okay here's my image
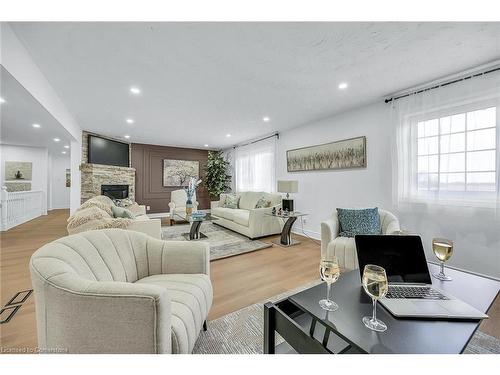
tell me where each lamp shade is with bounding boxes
[277,180,298,194]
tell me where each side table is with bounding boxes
[265,212,307,247]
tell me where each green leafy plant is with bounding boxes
[203,151,232,200]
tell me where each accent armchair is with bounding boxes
[321,209,400,271]
[30,229,212,354]
[168,189,199,217]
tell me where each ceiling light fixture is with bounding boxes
[204,144,209,147]
[126,118,134,124]
[64,145,70,149]
[226,134,231,138]
[263,116,270,122]
[130,87,141,95]
[0,97,5,104]
[62,151,67,154]
[338,82,348,90]
[32,123,41,128]
[124,135,131,139]
[53,138,60,142]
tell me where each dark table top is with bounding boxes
[289,263,499,354]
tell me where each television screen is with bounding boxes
[88,135,129,167]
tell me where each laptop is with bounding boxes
[354,235,488,320]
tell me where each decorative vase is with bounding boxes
[186,198,193,216]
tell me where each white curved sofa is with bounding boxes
[211,192,282,239]
[30,229,212,354]
[321,209,400,271]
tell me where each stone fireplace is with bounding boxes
[80,163,135,203]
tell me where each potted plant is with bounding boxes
[203,151,231,203]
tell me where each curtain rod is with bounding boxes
[384,66,500,104]
[232,132,279,149]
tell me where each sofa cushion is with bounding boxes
[232,209,250,226]
[136,273,213,354]
[336,207,381,237]
[212,207,234,220]
[238,192,264,210]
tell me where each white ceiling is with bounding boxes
[0,66,72,156]
[8,22,500,149]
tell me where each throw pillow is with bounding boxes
[336,207,381,238]
[67,206,110,231]
[223,194,239,209]
[255,197,272,208]
[114,198,134,207]
[78,197,114,216]
[111,205,136,219]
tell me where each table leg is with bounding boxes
[280,216,297,246]
[264,302,276,354]
[189,221,202,240]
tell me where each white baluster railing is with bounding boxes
[1,186,45,231]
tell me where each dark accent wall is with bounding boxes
[131,143,210,213]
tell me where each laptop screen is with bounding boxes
[354,235,432,284]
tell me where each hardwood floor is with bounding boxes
[0,209,321,351]
[1,210,498,352]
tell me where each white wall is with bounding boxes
[1,23,82,213]
[48,153,70,209]
[0,144,49,213]
[277,102,500,278]
[277,102,393,237]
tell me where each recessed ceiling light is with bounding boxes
[263,116,270,122]
[64,145,70,149]
[226,134,231,138]
[204,144,209,147]
[53,138,60,142]
[338,82,348,90]
[126,118,134,124]
[0,97,5,104]
[124,135,131,139]
[32,123,41,128]
[62,151,67,154]
[130,87,141,95]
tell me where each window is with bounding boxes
[415,106,497,199]
[234,137,276,192]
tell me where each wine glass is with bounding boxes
[319,256,340,311]
[432,238,453,281]
[362,264,388,332]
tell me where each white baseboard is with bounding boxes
[291,227,321,241]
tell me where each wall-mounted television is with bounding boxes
[88,135,130,167]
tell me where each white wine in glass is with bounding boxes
[362,264,388,332]
[432,238,453,281]
[319,258,340,311]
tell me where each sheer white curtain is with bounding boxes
[391,68,500,209]
[234,136,276,192]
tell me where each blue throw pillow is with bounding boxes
[336,208,381,238]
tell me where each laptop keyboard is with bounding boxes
[386,285,449,300]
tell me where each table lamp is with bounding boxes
[277,180,298,212]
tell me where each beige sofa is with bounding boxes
[30,229,212,353]
[211,192,282,239]
[67,195,161,239]
[321,208,400,270]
